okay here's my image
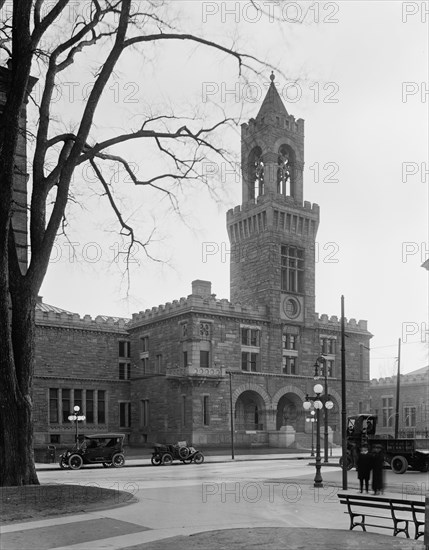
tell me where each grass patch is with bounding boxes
[0,484,137,523]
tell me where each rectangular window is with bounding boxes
[282,333,297,350]
[203,396,210,426]
[62,389,70,423]
[140,336,149,352]
[49,389,58,424]
[281,245,304,293]
[182,395,186,427]
[119,402,131,428]
[200,350,209,369]
[140,400,149,428]
[241,328,260,347]
[86,390,94,423]
[382,397,393,428]
[141,357,149,374]
[156,354,162,373]
[98,391,106,424]
[74,389,82,412]
[119,361,131,380]
[404,406,416,427]
[119,340,131,358]
[183,351,188,368]
[282,356,297,375]
[241,352,258,372]
[321,338,336,355]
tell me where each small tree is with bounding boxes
[0,0,262,486]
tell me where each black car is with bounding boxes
[59,433,126,470]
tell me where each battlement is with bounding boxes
[35,301,129,332]
[227,199,319,220]
[130,282,267,326]
[316,313,369,333]
[241,113,304,136]
[371,371,429,386]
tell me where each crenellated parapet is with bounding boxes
[316,313,370,334]
[130,293,267,327]
[371,370,429,386]
[35,302,129,333]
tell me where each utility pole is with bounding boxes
[394,338,401,439]
[341,295,347,490]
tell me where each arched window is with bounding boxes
[248,146,264,199]
[277,144,295,196]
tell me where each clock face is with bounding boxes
[283,297,300,319]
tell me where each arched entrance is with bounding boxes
[276,392,305,431]
[235,390,265,431]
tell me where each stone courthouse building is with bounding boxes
[30,76,374,447]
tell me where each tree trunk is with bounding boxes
[0,287,39,486]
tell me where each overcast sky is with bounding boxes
[36,1,428,379]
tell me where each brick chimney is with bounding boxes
[191,280,212,298]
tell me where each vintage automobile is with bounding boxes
[151,441,204,465]
[59,433,126,470]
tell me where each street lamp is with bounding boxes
[68,405,86,444]
[314,355,330,463]
[306,410,316,457]
[303,383,333,487]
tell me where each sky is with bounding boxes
[30,0,428,379]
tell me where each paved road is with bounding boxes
[1,457,427,549]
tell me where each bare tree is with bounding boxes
[0,0,265,486]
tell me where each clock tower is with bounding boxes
[227,73,320,327]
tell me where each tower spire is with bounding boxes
[256,72,288,121]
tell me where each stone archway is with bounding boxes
[275,393,306,431]
[235,390,265,431]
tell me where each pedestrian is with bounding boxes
[356,446,371,493]
[371,445,385,495]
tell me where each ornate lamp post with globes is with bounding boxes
[68,405,86,444]
[303,383,333,487]
[314,355,330,463]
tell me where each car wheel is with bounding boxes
[178,446,190,459]
[111,453,125,468]
[161,453,173,465]
[69,454,83,470]
[151,454,162,466]
[391,455,408,474]
[193,452,204,464]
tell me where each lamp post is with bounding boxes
[314,355,330,463]
[303,383,333,487]
[68,405,86,444]
[306,410,316,457]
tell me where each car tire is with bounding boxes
[111,453,125,468]
[391,455,408,474]
[193,452,204,464]
[178,446,190,459]
[151,454,162,466]
[69,454,83,470]
[161,453,173,465]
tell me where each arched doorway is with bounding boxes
[276,392,305,431]
[235,390,265,431]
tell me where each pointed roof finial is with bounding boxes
[270,71,275,82]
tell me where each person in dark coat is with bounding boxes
[371,445,385,495]
[356,446,372,493]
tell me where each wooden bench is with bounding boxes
[338,492,426,539]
